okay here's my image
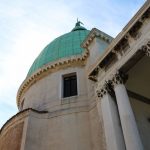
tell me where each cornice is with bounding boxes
[17,49,89,108]
[0,108,48,136]
[88,1,150,79]
[81,28,113,49]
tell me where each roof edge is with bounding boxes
[81,28,113,49]
[88,0,150,78]
[17,49,89,108]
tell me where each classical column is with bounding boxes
[112,72,143,150]
[96,83,125,150]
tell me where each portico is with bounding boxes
[88,2,150,149]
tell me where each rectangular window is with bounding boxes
[63,73,77,98]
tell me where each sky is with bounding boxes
[0,0,146,128]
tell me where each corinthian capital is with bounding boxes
[96,84,108,98]
[96,80,113,98]
[112,71,128,87]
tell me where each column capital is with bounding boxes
[112,71,128,87]
[96,83,109,98]
[96,81,112,98]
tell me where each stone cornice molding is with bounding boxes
[0,108,48,136]
[123,1,150,32]
[17,50,89,108]
[88,1,150,79]
[92,37,149,98]
[81,28,113,49]
[1,103,101,137]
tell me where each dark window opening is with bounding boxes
[63,74,77,98]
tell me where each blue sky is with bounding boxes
[0,0,146,128]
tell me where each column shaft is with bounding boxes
[114,83,143,150]
[97,93,125,150]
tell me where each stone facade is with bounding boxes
[0,122,24,150]
[0,1,150,150]
[89,1,150,149]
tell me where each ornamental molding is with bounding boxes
[110,71,128,87]
[89,2,150,79]
[0,109,29,136]
[0,108,48,136]
[96,83,109,98]
[17,49,89,108]
[96,71,128,99]
[96,80,113,98]
[81,28,112,49]
[140,40,150,57]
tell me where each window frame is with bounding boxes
[62,72,78,98]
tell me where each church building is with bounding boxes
[0,1,150,150]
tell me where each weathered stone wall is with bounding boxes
[85,37,109,73]
[22,65,89,112]
[89,106,106,150]
[0,122,24,150]
[23,111,92,150]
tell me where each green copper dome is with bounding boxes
[27,22,90,76]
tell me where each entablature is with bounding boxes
[88,1,150,81]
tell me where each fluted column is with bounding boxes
[112,72,143,150]
[96,83,125,150]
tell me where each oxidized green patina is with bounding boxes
[27,21,112,77]
[27,22,89,76]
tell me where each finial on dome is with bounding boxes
[71,19,86,32]
[76,18,84,27]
